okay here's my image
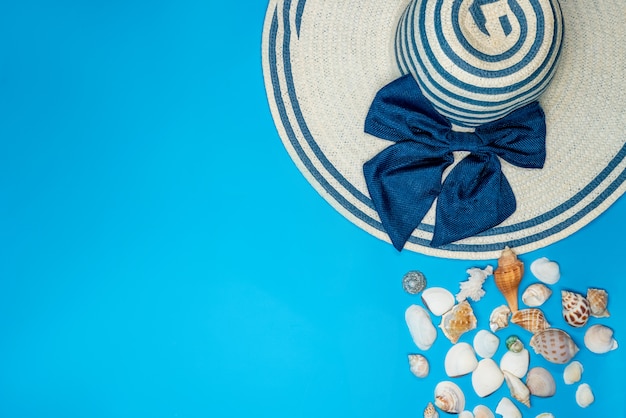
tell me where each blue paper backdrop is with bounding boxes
[0,1,624,417]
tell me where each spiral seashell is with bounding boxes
[505,335,524,353]
[473,330,500,359]
[422,287,455,316]
[494,247,524,313]
[584,324,619,354]
[500,348,530,379]
[402,271,427,295]
[439,300,477,344]
[489,305,511,332]
[561,290,590,327]
[472,358,504,397]
[575,383,594,408]
[521,283,552,307]
[563,361,583,385]
[405,305,437,351]
[503,370,531,407]
[445,342,478,377]
[495,397,521,418]
[424,402,439,418]
[587,287,610,318]
[408,354,429,378]
[511,308,551,334]
[530,257,560,285]
[473,405,495,418]
[530,328,579,364]
[434,381,465,414]
[526,367,556,397]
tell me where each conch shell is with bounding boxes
[439,300,477,344]
[521,283,552,307]
[434,381,465,414]
[584,324,618,354]
[561,290,590,328]
[511,308,550,334]
[405,305,437,350]
[502,370,531,407]
[494,247,524,313]
[587,288,610,318]
[530,328,579,364]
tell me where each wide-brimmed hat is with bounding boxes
[262,0,626,259]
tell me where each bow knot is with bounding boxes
[446,131,486,153]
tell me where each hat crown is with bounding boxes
[397,0,563,127]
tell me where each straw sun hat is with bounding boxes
[262,0,626,259]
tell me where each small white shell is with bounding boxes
[503,370,531,407]
[408,354,429,378]
[472,330,499,359]
[526,367,556,397]
[473,405,495,418]
[422,287,455,316]
[489,305,511,332]
[405,305,437,351]
[530,257,560,284]
[472,358,504,397]
[434,381,465,414]
[458,411,474,418]
[445,342,479,377]
[424,402,439,418]
[521,283,552,307]
[535,414,554,418]
[495,397,521,418]
[575,383,594,408]
[584,324,618,354]
[563,361,584,385]
[500,348,530,379]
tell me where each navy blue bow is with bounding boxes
[364,75,546,250]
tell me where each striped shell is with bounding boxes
[561,290,590,327]
[511,308,550,334]
[494,247,524,313]
[530,328,579,364]
[434,381,465,414]
[587,288,610,318]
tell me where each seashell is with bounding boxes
[575,383,594,408]
[535,414,554,418]
[511,308,551,334]
[495,397,521,418]
[494,247,524,313]
[434,381,465,414]
[489,305,511,332]
[563,360,583,385]
[472,358,504,397]
[473,405,495,418]
[458,411,474,418]
[456,266,493,303]
[408,354,429,378]
[473,330,500,359]
[500,348,530,379]
[561,290,590,328]
[587,287,610,318]
[530,328,579,364]
[439,300,477,344]
[421,287,455,316]
[505,335,524,353]
[445,342,478,377]
[521,283,552,307]
[584,324,618,354]
[402,271,427,295]
[502,370,531,407]
[405,305,437,351]
[424,402,439,418]
[526,367,556,397]
[530,257,560,285]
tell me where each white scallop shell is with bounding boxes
[405,305,437,351]
[521,283,552,307]
[526,367,556,397]
[489,305,511,332]
[495,397,521,418]
[434,381,465,414]
[445,342,479,377]
[502,370,531,407]
[530,257,560,284]
[473,405,495,418]
[473,330,500,359]
[584,324,618,354]
[563,361,584,385]
[422,287,455,316]
[408,354,429,378]
[575,383,594,408]
[500,348,530,379]
[472,358,504,397]
[458,411,474,418]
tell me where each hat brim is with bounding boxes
[262,0,626,259]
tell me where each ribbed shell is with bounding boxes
[511,308,551,334]
[587,288,610,318]
[530,328,579,364]
[494,247,524,313]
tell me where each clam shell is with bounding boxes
[439,300,477,344]
[473,330,500,359]
[503,370,531,407]
[434,381,465,414]
[563,361,583,385]
[445,342,478,377]
[489,305,511,332]
[561,290,590,328]
[494,247,524,313]
[511,308,550,334]
[473,405,495,418]
[526,367,556,397]
[495,397,521,418]
[408,354,429,378]
[424,402,439,418]
[402,271,427,295]
[587,287,610,318]
[421,287,455,316]
[472,358,504,397]
[535,414,555,418]
[584,324,619,354]
[521,283,552,307]
[500,348,530,379]
[530,328,579,364]
[530,257,560,285]
[405,305,437,351]
[575,383,594,408]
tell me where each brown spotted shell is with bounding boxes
[561,290,590,327]
[494,247,524,313]
[439,300,477,344]
[587,288,610,318]
[511,308,551,334]
[530,328,579,364]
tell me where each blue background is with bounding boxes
[1,1,624,417]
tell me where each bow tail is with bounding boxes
[431,153,516,247]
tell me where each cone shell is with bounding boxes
[495,397,521,418]
[434,381,465,414]
[511,308,551,334]
[424,402,439,418]
[561,290,590,328]
[503,370,531,407]
[422,287,455,316]
[526,367,556,397]
[563,361,583,385]
[584,324,619,354]
[530,328,579,364]
[408,354,429,378]
[489,305,511,332]
[445,342,478,377]
[405,305,437,351]
[473,405,495,418]
[587,288,610,318]
[500,348,530,379]
[439,300,477,344]
[472,358,504,397]
[494,247,524,313]
[521,283,552,307]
